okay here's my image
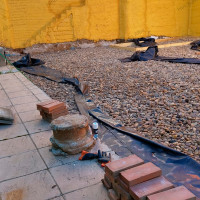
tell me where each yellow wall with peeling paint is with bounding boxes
[0,0,199,49]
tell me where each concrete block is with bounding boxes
[147,186,196,200]
[120,162,162,187]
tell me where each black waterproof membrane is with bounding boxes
[13,56,89,95]
[13,53,45,67]
[130,37,157,47]
[191,40,200,51]
[120,46,200,64]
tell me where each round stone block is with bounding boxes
[51,114,94,154]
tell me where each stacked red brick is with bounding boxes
[37,100,68,122]
[103,155,196,200]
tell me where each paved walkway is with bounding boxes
[0,69,111,200]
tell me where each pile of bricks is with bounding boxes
[103,155,196,200]
[37,100,68,122]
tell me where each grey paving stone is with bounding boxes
[31,88,46,95]
[0,123,28,141]
[0,136,35,158]
[2,82,24,90]
[0,170,60,200]
[0,97,12,107]
[14,102,39,113]
[49,160,104,193]
[35,92,51,101]
[10,95,38,105]
[18,110,42,122]
[64,183,109,200]
[50,196,65,200]
[7,90,33,99]
[0,150,46,182]
[4,85,28,93]
[39,147,80,168]
[0,73,15,82]
[24,119,51,134]
[31,130,53,149]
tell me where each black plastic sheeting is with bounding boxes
[86,105,200,199]
[13,53,45,67]
[13,56,89,95]
[120,46,200,64]
[191,40,200,51]
[130,38,157,47]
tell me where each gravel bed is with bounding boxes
[16,43,200,163]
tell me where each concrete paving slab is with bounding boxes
[50,196,65,200]
[24,119,51,134]
[64,183,109,200]
[31,130,53,149]
[39,147,80,168]
[2,82,25,90]
[31,88,47,95]
[0,150,46,182]
[10,95,38,105]
[0,136,35,158]
[35,92,51,101]
[49,160,104,194]
[14,102,39,113]
[0,73,15,82]
[7,90,33,99]
[4,85,28,93]
[0,123,28,141]
[18,110,42,122]
[0,97,12,107]
[0,170,61,200]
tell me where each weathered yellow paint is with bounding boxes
[0,0,199,49]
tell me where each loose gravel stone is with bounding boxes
[13,42,200,163]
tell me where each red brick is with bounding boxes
[102,178,112,190]
[117,184,133,200]
[40,110,68,120]
[130,176,174,200]
[105,172,116,184]
[105,174,113,186]
[117,178,129,192]
[120,162,162,187]
[37,100,57,110]
[40,101,65,113]
[112,181,121,199]
[105,155,144,177]
[147,186,196,200]
[108,189,120,200]
[47,107,68,116]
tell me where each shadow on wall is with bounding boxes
[22,0,86,47]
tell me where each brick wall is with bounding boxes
[0,0,199,49]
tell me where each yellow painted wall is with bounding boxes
[0,0,199,49]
